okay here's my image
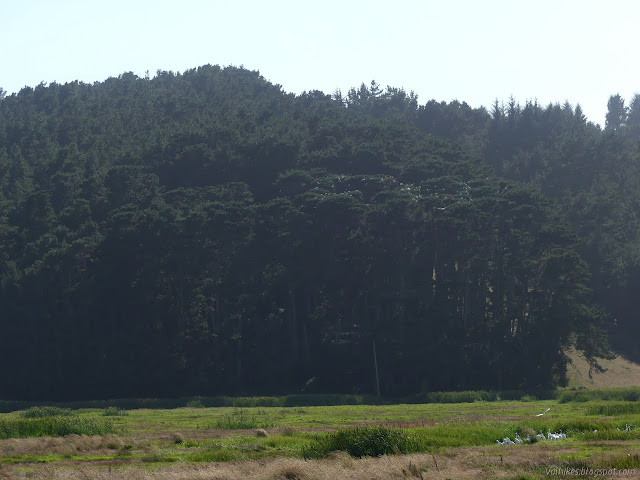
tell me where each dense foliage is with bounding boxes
[302,426,416,458]
[0,66,633,400]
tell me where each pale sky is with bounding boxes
[2,0,638,126]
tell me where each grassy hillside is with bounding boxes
[566,348,640,389]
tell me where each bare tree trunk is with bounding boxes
[289,287,298,359]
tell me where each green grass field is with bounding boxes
[1,390,640,479]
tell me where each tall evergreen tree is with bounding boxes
[605,93,627,130]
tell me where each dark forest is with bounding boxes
[1,66,639,400]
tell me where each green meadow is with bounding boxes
[1,390,640,479]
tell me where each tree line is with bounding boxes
[0,66,634,400]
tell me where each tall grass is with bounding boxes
[187,446,242,462]
[20,406,74,418]
[303,426,417,458]
[212,408,274,429]
[0,417,115,439]
[407,423,516,449]
[586,403,640,416]
[593,453,640,470]
[0,389,563,413]
[558,387,640,403]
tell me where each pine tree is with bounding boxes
[605,94,627,130]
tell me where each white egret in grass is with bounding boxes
[547,429,563,440]
[536,408,551,417]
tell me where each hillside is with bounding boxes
[566,349,640,389]
[1,66,637,400]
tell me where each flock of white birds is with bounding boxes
[496,407,634,445]
[497,429,567,445]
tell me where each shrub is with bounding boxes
[303,426,417,458]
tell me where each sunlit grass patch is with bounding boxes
[0,417,115,439]
[409,422,517,449]
[184,437,266,462]
[0,452,117,465]
[258,433,310,457]
[4,391,640,476]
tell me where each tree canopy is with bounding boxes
[0,66,633,400]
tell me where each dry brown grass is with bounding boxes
[566,348,640,389]
[4,442,639,480]
[0,434,126,457]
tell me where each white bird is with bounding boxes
[536,432,546,440]
[547,429,562,440]
[514,434,523,444]
[502,437,515,445]
[536,408,551,417]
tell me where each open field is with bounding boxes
[2,391,640,479]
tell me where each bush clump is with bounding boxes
[303,426,417,458]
